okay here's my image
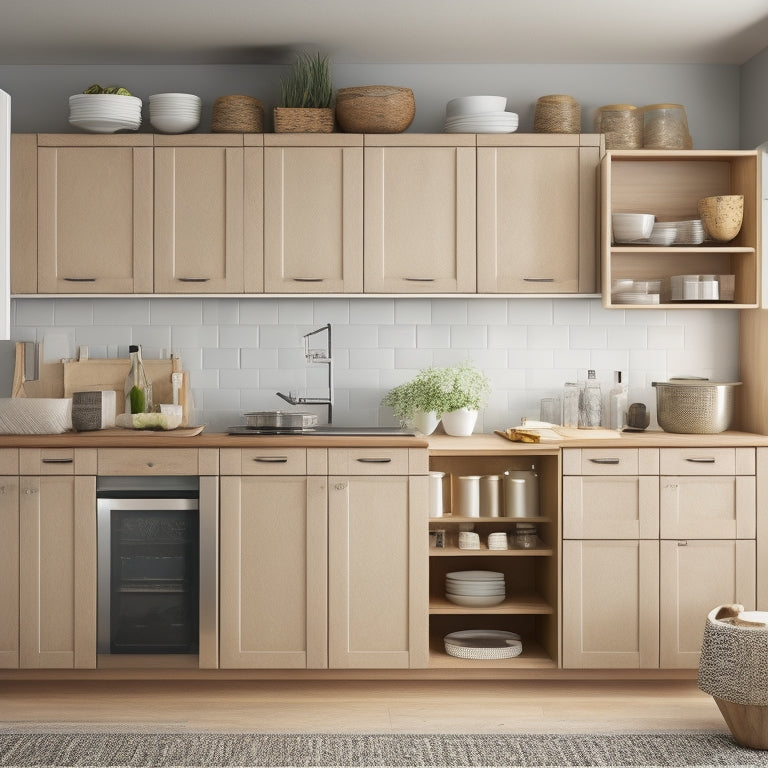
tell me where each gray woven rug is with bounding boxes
[0,731,767,767]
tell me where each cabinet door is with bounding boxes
[659,539,756,669]
[0,476,19,668]
[660,475,756,539]
[562,539,659,668]
[563,475,659,539]
[10,134,37,294]
[328,474,428,668]
[19,475,96,668]
[37,143,153,293]
[264,142,363,292]
[219,475,328,669]
[364,140,476,293]
[154,144,247,292]
[477,144,598,293]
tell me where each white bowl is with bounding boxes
[445,593,506,607]
[612,212,654,242]
[446,95,507,118]
[150,114,201,133]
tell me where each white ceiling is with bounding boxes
[2,0,768,66]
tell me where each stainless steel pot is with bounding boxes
[652,379,740,434]
[243,411,318,429]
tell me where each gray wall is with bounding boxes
[741,46,768,149]
[0,62,741,148]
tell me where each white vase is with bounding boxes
[441,408,478,436]
[406,410,440,435]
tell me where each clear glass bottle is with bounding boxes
[578,370,602,428]
[562,381,580,428]
[608,371,628,430]
[124,344,153,414]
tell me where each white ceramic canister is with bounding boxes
[502,467,540,518]
[479,474,502,517]
[455,475,481,517]
[429,471,446,517]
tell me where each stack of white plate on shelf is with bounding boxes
[444,95,518,134]
[149,93,202,134]
[443,629,522,660]
[487,532,508,550]
[445,570,505,607]
[652,219,706,246]
[68,94,142,133]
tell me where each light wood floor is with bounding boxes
[0,680,726,734]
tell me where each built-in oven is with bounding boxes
[96,475,218,664]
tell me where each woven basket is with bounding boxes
[211,94,264,133]
[534,94,581,134]
[273,107,335,133]
[335,86,415,133]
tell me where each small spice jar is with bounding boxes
[642,104,692,149]
[594,104,643,149]
[515,522,538,549]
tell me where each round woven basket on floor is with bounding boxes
[273,107,335,133]
[534,94,581,133]
[335,86,415,133]
[211,94,264,133]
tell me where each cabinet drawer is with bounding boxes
[659,448,754,476]
[0,449,18,475]
[97,448,199,476]
[20,448,97,475]
[328,448,410,475]
[562,448,658,476]
[220,448,308,475]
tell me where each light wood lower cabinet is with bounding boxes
[19,474,96,668]
[328,474,428,669]
[219,475,328,669]
[0,473,20,668]
[562,539,659,668]
[659,539,756,669]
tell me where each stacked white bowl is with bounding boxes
[611,212,655,243]
[149,93,202,134]
[444,95,518,134]
[445,570,505,607]
[68,94,142,133]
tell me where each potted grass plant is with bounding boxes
[381,362,491,436]
[274,51,334,133]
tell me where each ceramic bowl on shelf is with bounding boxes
[149,92,202,133]
[445,95,507,118]
[698,195,744,243]
[611,212,655,243]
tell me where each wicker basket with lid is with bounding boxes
[534,94,581,134]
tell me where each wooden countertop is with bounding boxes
[1,429,767,451]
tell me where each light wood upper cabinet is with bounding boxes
[264,135,363,293]
[219,474,328,669]
[477,135,602,293]
[37,135,153,293]
[19,472,96,669]
[363,135,477,293]
[154,135,263,293]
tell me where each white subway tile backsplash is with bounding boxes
[11,296,735,434]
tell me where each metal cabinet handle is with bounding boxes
[589,458,620,465]
[523,277,555,283]
[42,458,74,464]
[404,277,436,282]
[685,457,716,463]
[63,277,96,282]
[356,457,392,463]
[24,488,39,495]
[293,277,324,282]
[254,457,289,463]
[677,541,688,546]
[178,277,210,283]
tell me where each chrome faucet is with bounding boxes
[276,323,334,423]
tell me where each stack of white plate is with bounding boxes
[443,629,522,660]
[149,93,202,134]
[445,570,505,607]
[652,219,706,246]
[68,94,142,133]
[444,95,518,134]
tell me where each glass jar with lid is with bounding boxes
[642,104,692,149]
[515,522,538,549]
[594,104,642,149]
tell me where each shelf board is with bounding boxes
[605,302,755,310]
[430,545,553,557]
[609,246,755,254]
[429,594,554,615]
[429,515,550,524]
[428,636,555,669]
